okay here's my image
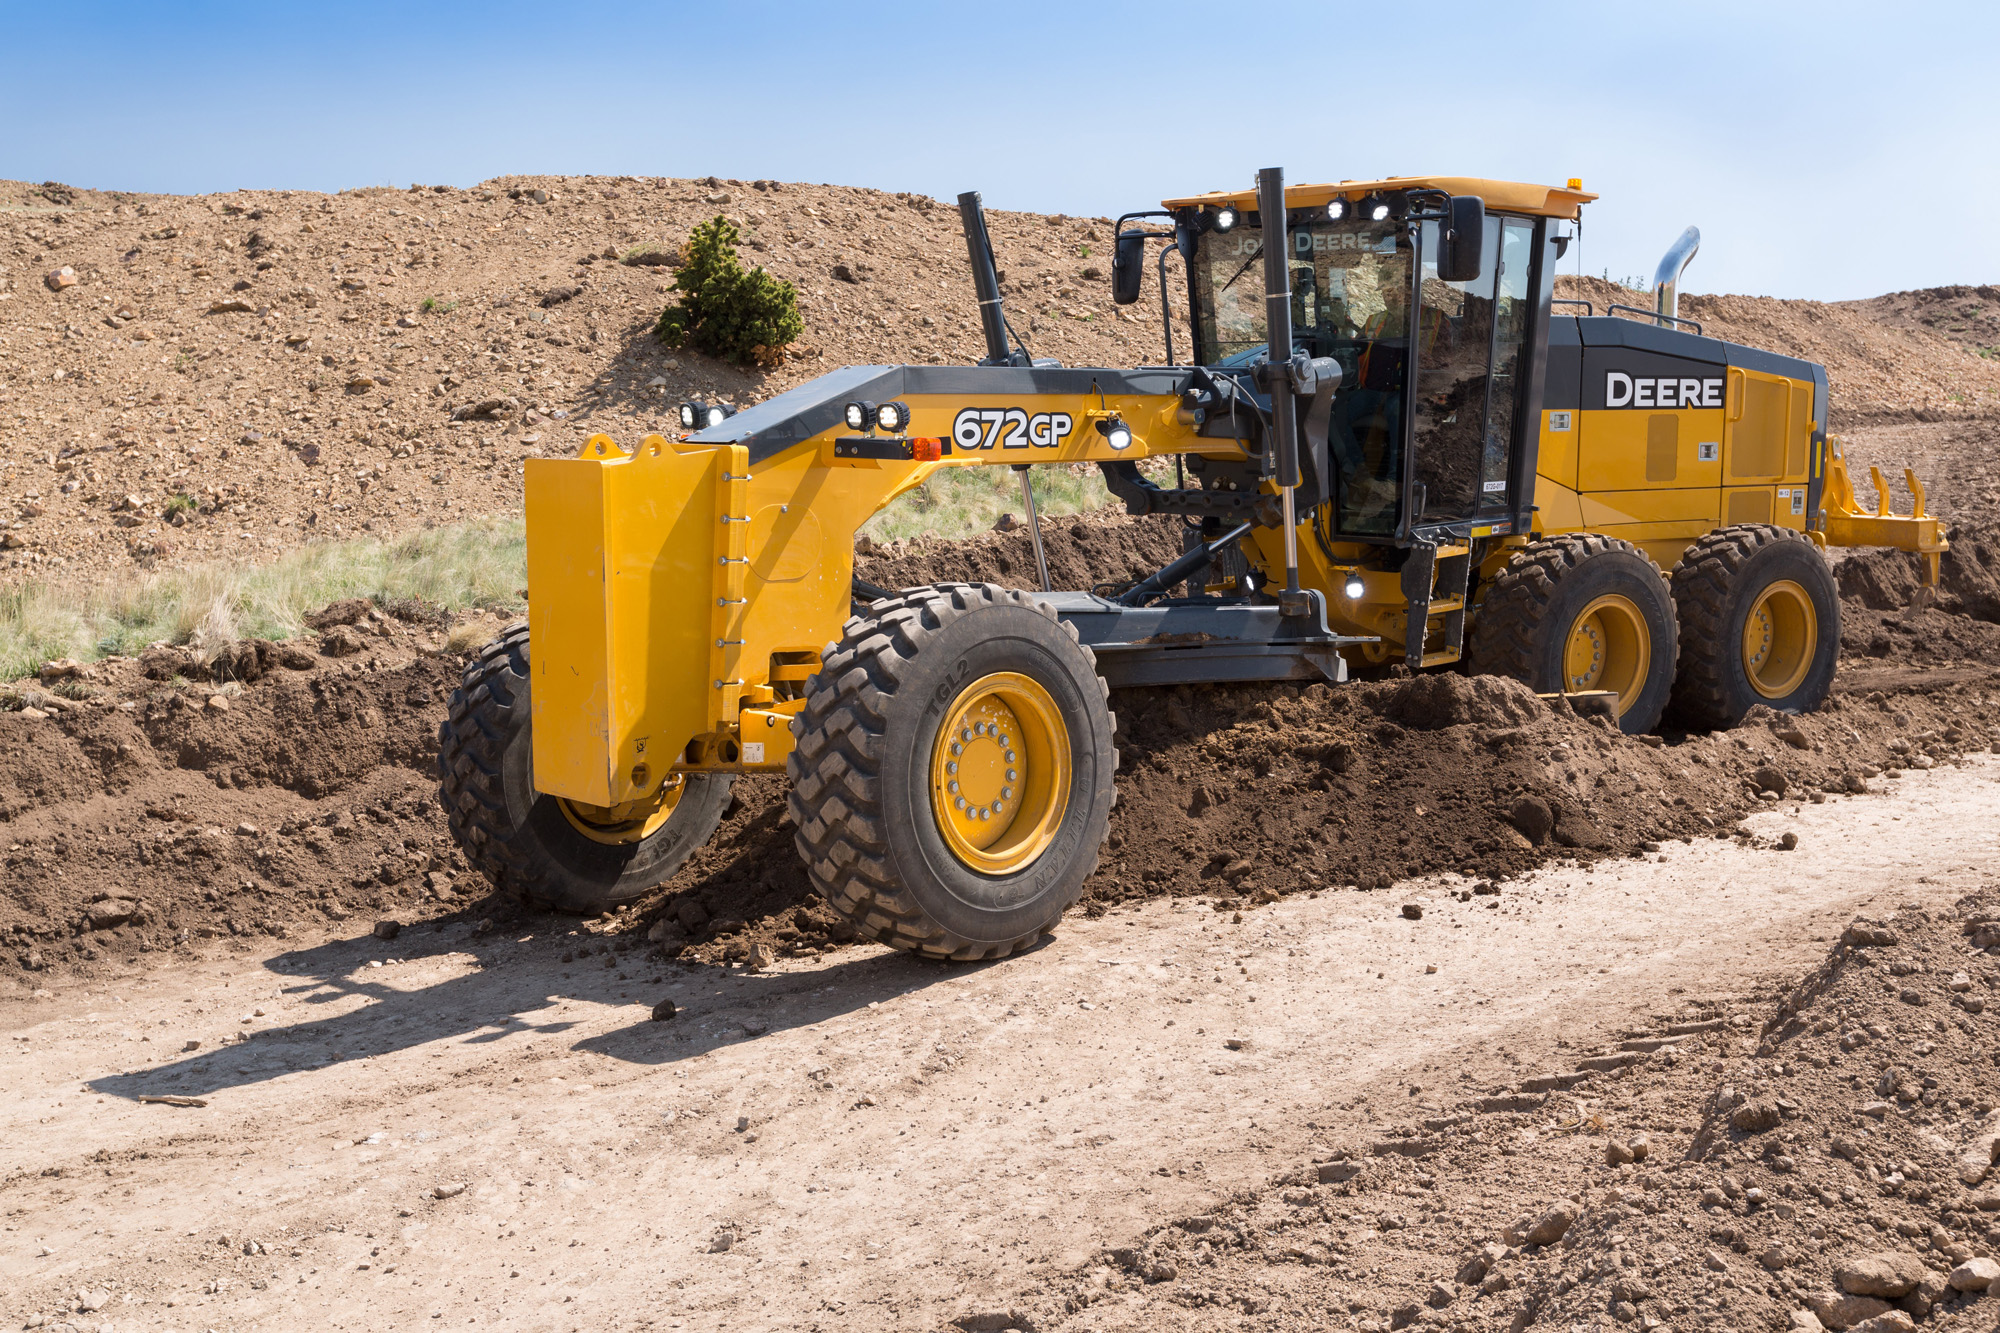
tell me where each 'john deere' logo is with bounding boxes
[1605,372,1723,410]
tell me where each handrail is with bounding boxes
[1551,298,1594,314]
[1605,302,1703,336]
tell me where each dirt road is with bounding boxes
[2,756,1996,1333]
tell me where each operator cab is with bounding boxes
[1128,177,1593,548]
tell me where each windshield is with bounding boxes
[1191,218,1415,535]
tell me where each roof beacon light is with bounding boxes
[874,401,911,434]
[1095,417,1133,451]
[1212,206,1237,233]
[843,401,873,432]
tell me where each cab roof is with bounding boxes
[1161,176,1597,221]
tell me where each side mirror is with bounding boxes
[1437,195,1486,283]
[1112,230,1145,305]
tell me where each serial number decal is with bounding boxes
[952,407,1078,451]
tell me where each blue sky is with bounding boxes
[4,0,1994,301]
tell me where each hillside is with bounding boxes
[2,174,1996,583]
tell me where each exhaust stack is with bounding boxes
[957,191,1022,367]
[1653,226,1700,322]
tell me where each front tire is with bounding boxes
[1468,534,1679,734]
[1669,525,1839,729]
[436,623,733,913]
[787,583,1116,961]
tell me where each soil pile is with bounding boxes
[5,508,2000,984]
[0,172,1174,578]
[1844,285,2000,364]
[1009,894,2000,1332]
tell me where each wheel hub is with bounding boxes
[1562,594,1650,715]
[930,672,1071,875]
[557,775,686,846]
[1741,579,1816,699]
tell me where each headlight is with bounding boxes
[1094,417,1132,451]
[844,401,872,432]
[679,402,699,430]
[875,401,911,433]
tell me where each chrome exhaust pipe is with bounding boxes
[1653,226,1700,322]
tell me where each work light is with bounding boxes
[1362,194,1389,223]
[679,401,701,430]
[1326,198,1347,221]
[1212,207,1236,233]
[1095,417,1132,451]
[844,401,873,432]
[874,401,911,433]
[1343,572,1365,599]
[680,400,734,430]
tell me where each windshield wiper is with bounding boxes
[1219,242,1264,292]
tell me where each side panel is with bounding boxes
[526,439,732,807]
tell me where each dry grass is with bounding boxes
[0,519,526,682]
[858,461,1129,544]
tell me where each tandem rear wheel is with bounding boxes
[787,582,1118,961]
[436,624,734,913]
[1469,533,1679,734]
[1668,524,1840,729]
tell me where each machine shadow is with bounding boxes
[83,911,988,1103]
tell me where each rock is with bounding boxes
[78,1288,110,1312]
[1957,1129,2000,1186]
[1628,1132,1650,1161]
[1790,1311,1825,1333]
[1781,831,1800,851]
[676,899,710,932]
[707,1230,735,1253]
[1605,1138,1635,1165]
[1753,764,1790,795]
[1805,1290,1895,1330]
[1835,1252,1929,1298]
[1763,1243,1792,1270]
[278,644,317,670]
[1949,1257,2000,1291]
[38,658,83,680]
[1950,971,1974,991]
[206,694,230,712]
[432,1182,466,1199]
[1426,1280,1455,1309]
[372,920,401,940]
[1317,1161,1360,1183]
[1508,795,1554,844]
[1480,1270,1511,1295]
[88,899,138,930]
[1732,1098,1782,1132]
[207,298,257,314]
[994,512,1022,532]
[1524,1200,1577,1246]
[746,942,775,971]
[651,998,677,1022]
[320,625,364,657]
[1846,1314,1915,1333]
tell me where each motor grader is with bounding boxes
[436,168,1945,959]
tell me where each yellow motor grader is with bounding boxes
[436,169,1944,958]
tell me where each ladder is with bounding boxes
[1400,541,1472,669]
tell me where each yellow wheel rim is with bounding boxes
[1562,593,1650,715]
[557,775,686,846]
[1742,579,1816,699]
[929,672,1071,875]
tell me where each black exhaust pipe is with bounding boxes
[957,191,1021,367]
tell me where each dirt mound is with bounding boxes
[8,505,2000,985]
[0,172,1168,580]
[1844,284,2000,363]
[854,508,1185,595]
[1555,275,2000,428]
[1000,895,2000,1333]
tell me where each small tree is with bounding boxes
[654,216,803,368]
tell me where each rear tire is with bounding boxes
[1468,534,1679,734]
[787,583,1116,961]
[1668,525,1839,729]
[436,623,733,913]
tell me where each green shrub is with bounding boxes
[653,216,803,368]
